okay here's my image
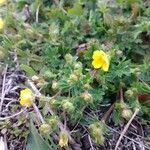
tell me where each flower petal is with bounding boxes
[92,50,103,60]
[0,0,6,6]
[59,131,68,148]
[20,98,32,107]
[101,60,109,72]
[92,50,110,71]
[92,59,103,69]
[0,18,4,30]
[20,88,33,107]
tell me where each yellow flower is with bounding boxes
[0,0,6,6]
[92,50,110,71]
[19,88,33,107]
[0,18,4,30]
[59,131,68,147]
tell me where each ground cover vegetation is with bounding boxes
[0,0,150,149]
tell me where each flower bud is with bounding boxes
[116,50,123,57]
[59,131,68,147]
[125,89,134,98]
[52,81,59,91]
[107,29,114,35]
[120,82,125,88]
[73,69,83,77]
[121,108,133,120]
[39,96,49,102]
[64,54,73,64]
[131,67,141,75]
[126,88,138,98]
[134,68,141,76]
[74,62,82,70]
[43,70,56,79]
[62,100,74,112]
[89,122,104,144]
[83,83,91,90]
[68,73,78,85]
[49,99,57,106]
[36,79,47,88]
[48,116,58,129]
[0,50,5,59]
[135,71,141,76]
[81,91,93,103]
[31,75,39,82]
[39,123,51,134]
[132,88,138,93]
[70,74,78,81]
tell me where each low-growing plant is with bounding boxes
[0,0,150,149]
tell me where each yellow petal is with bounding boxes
[101,54,109,71]
[0,0,6,6]
[58,131,68,147]
[92,50,102,60]
[59,139,64,147]
[0,18,4,30]
[92,59,103,69]
[101,61,109,71]
[20,98,32,107]
[92,50,110,71]
[20,88,32,96]
[19,88,33,107]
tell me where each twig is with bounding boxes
[101,103,115,122]
[5,100,18,108]
[27,79,41,96]
[13,49,19,69]
[132,141,137,150]
[4,134,8,150]
[70,121,80,134]
[115,108,140,150]
[107,125,150,150]
[0,108,26,121]
[0,137,5,150]
[88,135,94,150]
[32,103,45,124]
[120,88,124,102]
[129,130,150,142]
[52,0,59,5]
[63,111,67,129]
[0,65,8,113]
[36,4,40,23]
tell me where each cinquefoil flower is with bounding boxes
[20,88,33,107]
[92,50,110,71]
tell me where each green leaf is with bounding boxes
[20,64,36,77]
[68,3,83,16]
[26,120,50,150]
[16,49,28,58]
[133,82,150,94]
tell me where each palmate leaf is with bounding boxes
[20,64,36,77]
[26,120,50,150]
[133,82,150,94]
[68,3,83,16]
